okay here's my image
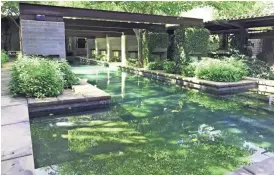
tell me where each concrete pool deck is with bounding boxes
[1,69,111,174]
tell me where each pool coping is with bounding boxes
[119,66,258,95]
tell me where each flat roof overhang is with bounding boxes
[19,3,203,27]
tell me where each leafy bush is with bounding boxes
[163,61,181,74]
[9,57,64,98]
[195,58,248,82]
[181,61,199,77]
[230,49,274,79]
[147,61,164,70]
[95,55,106,61]
[183,28,210,57]
[1,50,9,67]
[127,58,138,67]
[58,61,79,88]
[109,57,121,62]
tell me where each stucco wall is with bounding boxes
[21,20,66,58]
[126,35,138,51]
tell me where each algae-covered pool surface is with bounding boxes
[32,65,274,175]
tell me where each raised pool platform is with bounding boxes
[28,84,111,117]
[119,66,258,95]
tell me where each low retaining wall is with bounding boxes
[119,66,258,95]
[28,84,111,117]
[245,77,274,94]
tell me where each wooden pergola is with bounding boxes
[19,3,203,63]
[20,3,203,38]
[204,15,274,50]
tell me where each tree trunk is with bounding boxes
[134,29,143,67]
[9,16,22,53]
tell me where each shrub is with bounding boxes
[147,61,164,70]
[95,55,106,61]
[181,61,199,77]
[195,58,248,82]
[1,50,9,67]
[58,60,79,88]
[183,28,210,57]
[9,57,64,98]
[229,49,273,80]
[110,57,121,62]
[163,61,181,74]
[127,58,138,67]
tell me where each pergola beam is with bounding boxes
[65,29,134,35]
[249,31,274,39]
[64,19,165,30]
[19,3,203,26]
[65,31,123,38]
[65,25,135,34]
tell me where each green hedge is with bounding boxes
[147,61,164,70]
[183,28,210,57]
[58,61,79,88]
[195,57,248,82]
[143,31,169,66]
[163,61,181,74]
[1,50,9,67]
[9,56,79,98]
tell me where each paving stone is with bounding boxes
[1,122,33,161]
[27,97,59,107]
[249,151,271,163]
[226,168,251,175]
[263,152,274,157]
[1,95,27,107]
[1,104,29,125]
[1,155,35,175]
[244,157,274,174]
[57,89,86,103]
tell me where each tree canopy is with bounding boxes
[2,1,272,19]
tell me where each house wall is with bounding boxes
[126,35,138,52]
[96,38,107,52]
[249,38,274,66]
[107,37,121,59]
[21,20,66,58]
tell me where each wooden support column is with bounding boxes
[121,33,127,66]
[86,39,91,59]
[95,38,99,57]
[106,35,111,62]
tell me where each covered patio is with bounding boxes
[19,3,203,65]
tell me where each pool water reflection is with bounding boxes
[31,65,274,175]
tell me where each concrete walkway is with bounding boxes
[1,69,35,175]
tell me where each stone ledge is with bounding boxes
[1,122,33,161]
[1,155,35,175]
[119,66,258,95]
[27,85,111,117]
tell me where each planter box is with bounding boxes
[118,66,258,95]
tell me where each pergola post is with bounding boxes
[86,39,91,59]
[121,33,127,66]
[106,35,111,62]
[95,38,99,57]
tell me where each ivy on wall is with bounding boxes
[142,31,169,66]
[173,28,186,65]
[182,28,210,57]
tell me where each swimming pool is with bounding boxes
[31,65,274,175]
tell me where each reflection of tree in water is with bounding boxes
[48,136,250,175]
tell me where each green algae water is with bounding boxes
[31,65,274,175]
